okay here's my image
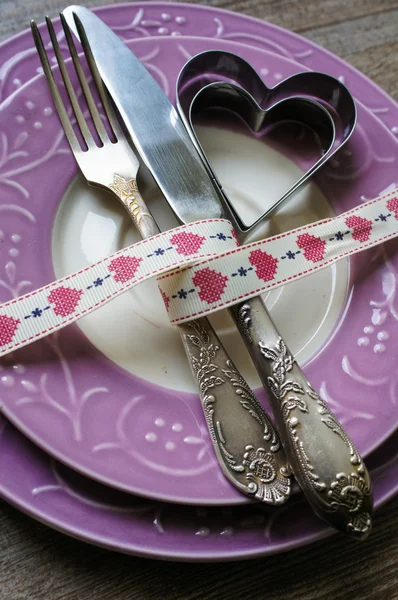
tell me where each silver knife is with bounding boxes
[64,5,373,538]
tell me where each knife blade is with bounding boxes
[64,5,373,538]
[63,6,227,227]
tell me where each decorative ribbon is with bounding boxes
[0,188,397,358]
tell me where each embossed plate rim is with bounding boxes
[0,412,396,561]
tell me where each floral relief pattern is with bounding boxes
[6,333,109,442]
[185,320,290,504]
[328,473,372,536]
[259,336,373,536]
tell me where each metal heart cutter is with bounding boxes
[176,50,357,234]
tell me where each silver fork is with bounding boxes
[31,14,291,505]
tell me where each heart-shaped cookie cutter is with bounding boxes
[176,50,357,234]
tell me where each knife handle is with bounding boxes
[229,296,373,538]
[111,176,291,504]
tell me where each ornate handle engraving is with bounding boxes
[109,174,291,504]
[110,174,159,238]
[178,319,291,503]
[230,296,373,538]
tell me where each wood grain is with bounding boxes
[0,497,398,600]
[0,0,397,598]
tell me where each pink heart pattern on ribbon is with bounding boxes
[249,249,278,281]
[0,189,397,355]
[170,231,206,256]
[345,215,373,242]
[192,267,229,304]
[48,286,83,317]
[0,314,20,346]
[296,233,326,262]
[387,196,398,219]
[159,288,171,311]
[109,255,143,283]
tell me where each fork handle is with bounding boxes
[230,297,373,538]
[110,174,291,504]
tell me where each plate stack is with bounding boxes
[0,2,396,561]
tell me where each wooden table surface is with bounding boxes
[0,1,397,598]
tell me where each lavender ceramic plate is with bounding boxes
[0,32,397,505]
[0,412,396,561]
[0,2,397,560]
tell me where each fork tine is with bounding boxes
[44,16,94,149]
[31,20,81,155]
[73,13,124,140]
[60,13,110,145]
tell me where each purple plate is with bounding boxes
[0,32,397,505]
[0,412,396,561]
[0,1,396,560]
